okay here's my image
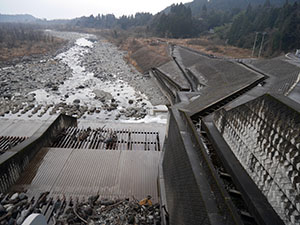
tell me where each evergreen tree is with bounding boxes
[264,0,272,8]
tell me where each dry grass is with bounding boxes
[164,37,253,59]
[68,28,253,72]
[120,37,171,73]
[117,36,253,73]
[102,31,254,73]
[0,38,66,62]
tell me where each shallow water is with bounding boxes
[4,34,167,123]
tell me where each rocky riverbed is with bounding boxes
[0,31,168,123]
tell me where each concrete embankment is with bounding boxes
[0,114,76,192]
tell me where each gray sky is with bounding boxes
[0,0,191,20]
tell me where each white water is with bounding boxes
[25,35,167,123]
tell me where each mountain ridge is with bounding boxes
[0,13,41,23]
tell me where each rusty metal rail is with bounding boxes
[0,136,27,155]
[51,127,161,151]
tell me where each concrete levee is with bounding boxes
[151,69,178,104]
[0,114,77,192]
[161,108,242,225]
[214,94,300,224]
[248,58,300,97]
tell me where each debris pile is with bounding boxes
[0,192,161,225]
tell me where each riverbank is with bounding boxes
[0,30,168,123]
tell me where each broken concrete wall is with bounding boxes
[162,111,210,225]
[0,114,77,192]
[162,109,242,225]
[214,94,300,224]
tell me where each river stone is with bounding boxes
[93,89,112,102]
[27,94,35,102]
[0,204,6,215]
[73,99,80,104]
[10,193,18,201]
[18,193,27,200]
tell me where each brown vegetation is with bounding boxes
[0,24,66,63]
[100,29,252,72]
[165,36,253,59]
[59,28,252,72]
[0,38,66,62]
[121,38,171,73]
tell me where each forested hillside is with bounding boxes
[226,2,300,55]
[71,0,300,56]
[72,13,152,30]
[180,0,298,15]
[155,0,300,55]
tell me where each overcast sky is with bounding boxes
[1,0,191,20]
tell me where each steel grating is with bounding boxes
[11,148,161,203]
[0,136,27,155]
[51,127,161,151]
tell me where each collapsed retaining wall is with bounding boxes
[161,108,242,225]
[0,114,77,192]
[214,94,300,224]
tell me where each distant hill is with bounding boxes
[0,14,39,23]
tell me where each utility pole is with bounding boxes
[252,32,259,57]
[258,32,266,58]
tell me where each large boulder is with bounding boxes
[93,89,113,102]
